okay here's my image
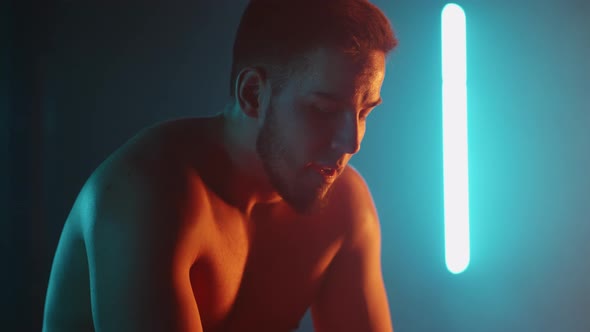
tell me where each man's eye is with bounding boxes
[312,105,330,113]
[310,106,335,117]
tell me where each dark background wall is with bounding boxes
[3,1,589,331]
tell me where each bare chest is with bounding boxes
[190,217,343,332]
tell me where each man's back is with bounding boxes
[43,117,387,332]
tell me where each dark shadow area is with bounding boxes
[3,1,245,330]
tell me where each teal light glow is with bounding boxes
[441,3,470,274]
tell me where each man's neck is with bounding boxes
[203,110,283,217]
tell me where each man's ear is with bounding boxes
[235,67,269,119]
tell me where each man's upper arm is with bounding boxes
[312,167,393,332]
[82,160,203,332]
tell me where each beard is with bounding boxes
[255,104,332,215]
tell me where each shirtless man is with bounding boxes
[42,0,398,331]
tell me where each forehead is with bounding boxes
[293,47,386,101]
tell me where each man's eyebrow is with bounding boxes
[312,91,383,108]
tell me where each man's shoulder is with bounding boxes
[90,122,192,187]
[324,165,382,250]
[330,165,375,210]
[76,119,212,231]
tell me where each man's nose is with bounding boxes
[330,112,361,155]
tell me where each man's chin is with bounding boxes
[285,186,333,215]
[287,199,321,215]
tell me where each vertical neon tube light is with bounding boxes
[442,3,470,274]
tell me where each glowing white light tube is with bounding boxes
[442,3,470,274]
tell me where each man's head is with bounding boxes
[229,0,397,214]
[230,0,397,98]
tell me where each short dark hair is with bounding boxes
[229,0,398,97]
